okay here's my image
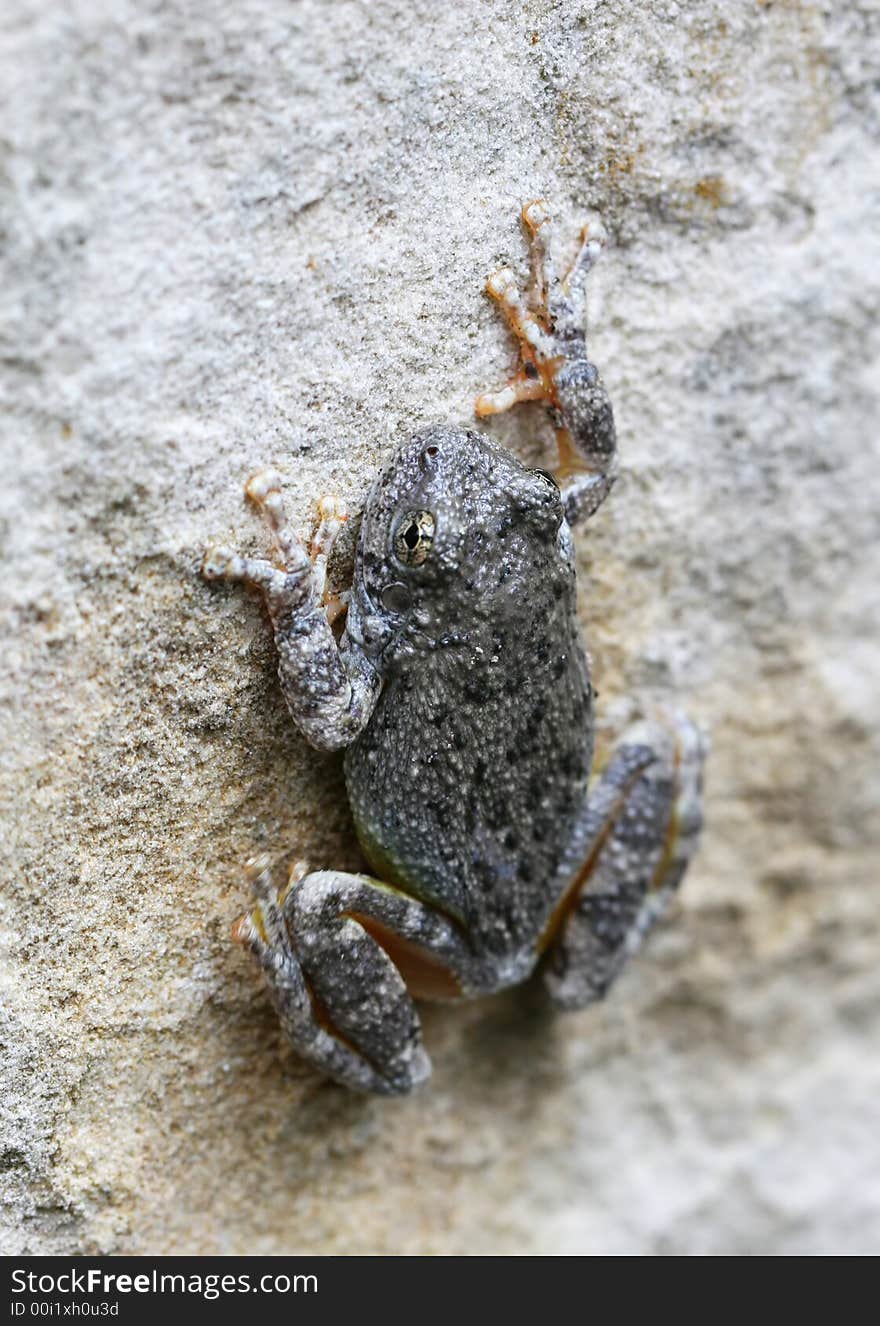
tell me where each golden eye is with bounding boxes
[393,510,435,567]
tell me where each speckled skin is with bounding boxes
[346,428,592,961]
[203,204,706,1095]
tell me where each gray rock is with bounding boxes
[1,0,878,1254]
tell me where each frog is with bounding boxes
[202,201,706,1095]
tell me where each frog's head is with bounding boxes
[347,424,570,662]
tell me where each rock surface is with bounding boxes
[2,0,878,1255]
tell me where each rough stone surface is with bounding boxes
[2,0,879,1255]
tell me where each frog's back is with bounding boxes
[344,549,594,958]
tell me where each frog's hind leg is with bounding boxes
[540,713,706,1009]
[233,861,476,1095]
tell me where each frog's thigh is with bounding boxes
[542,713,706,1009]
[237,869,472,1095]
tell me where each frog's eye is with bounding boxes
[393,510,435,567]
[530,467,560,496]
[521,468,563,533]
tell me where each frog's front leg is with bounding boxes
[234,861,477,1095]
[541,713,706,1008]
[476,200,617,525]
[202,471,379,751]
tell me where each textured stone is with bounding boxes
[1,0,878,1255]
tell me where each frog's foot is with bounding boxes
[233,865,476,1095]
[522,198,606,342]
[475,261,558,417]
[201,542,305,612]
[203,472,347,606]
[476,201,617,522]
[541,711,707,1009]
[245,470,349,618]
[202,469,312,614]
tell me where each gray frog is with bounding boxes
[203,201,706,1095]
